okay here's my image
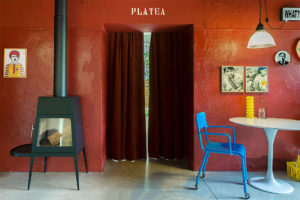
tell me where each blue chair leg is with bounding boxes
[241,156,250,199]
[202,152,210,176]
[244,157,248,182]
[195,152,209,189]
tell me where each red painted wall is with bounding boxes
[0,0,300,172]
[194,29,300,171]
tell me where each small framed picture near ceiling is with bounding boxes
[221,66,244,92]
[275,51,290,66]
[3,48,27,78]
[296,40,300,58]
[245,66,268,93]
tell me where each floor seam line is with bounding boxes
[203,179,219,200]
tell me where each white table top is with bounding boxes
[229,117,300,131]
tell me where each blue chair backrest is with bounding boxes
[196,112,207,131]
[196,112,209,151]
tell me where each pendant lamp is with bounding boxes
[247,0,276,49]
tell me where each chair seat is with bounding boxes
[205,142,245,156]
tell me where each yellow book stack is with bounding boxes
[246,96,254,118]
[287,155,300,181]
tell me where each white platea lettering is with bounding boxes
[143,8,148,15]
[155,8,160,15]
[131,8,136,15]
[131,8,166,16]
[149,8,154,15]
[137,8,143,15]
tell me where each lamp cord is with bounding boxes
[263,0,286,30]
[259,0,262,23]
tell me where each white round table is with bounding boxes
[229,117,300,194]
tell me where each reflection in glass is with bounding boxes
[37,118,72,147]
[258,108,266,119]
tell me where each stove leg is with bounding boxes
[28,156,34,190]
[83,147,88,173]
[73,156,79,190]
[44,157,47,173]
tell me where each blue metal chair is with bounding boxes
[195,112,250,199]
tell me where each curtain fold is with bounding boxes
[107,32,146,160]
[148,32,185,159]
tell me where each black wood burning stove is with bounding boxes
[10,0,87,190]
[28,96,87,190]
[28,0,87,190]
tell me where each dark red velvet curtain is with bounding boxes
[106,32,146,160]
[148,32,185,159]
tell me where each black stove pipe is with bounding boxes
[54,0,67,97]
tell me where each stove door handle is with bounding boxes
[31,124,34,137]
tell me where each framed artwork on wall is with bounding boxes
[275,51,290,66]
[221,66,244,92]
[297,40,300,58]
[245,66,268,93]
[3,48,27,78]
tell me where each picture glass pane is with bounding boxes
[245,66,268,92]
[221,66,244,92]
[37,118,72,147]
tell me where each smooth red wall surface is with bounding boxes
[0,0,300,171]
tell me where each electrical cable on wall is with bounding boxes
[263,0,286,30]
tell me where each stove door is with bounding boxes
[36,117,72,147]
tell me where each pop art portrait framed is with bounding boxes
[245,66,268,92]
[221,66,244,92]
[275,51,290,66]
[3,48,27,78]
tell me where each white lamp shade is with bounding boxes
[247,30,276,49]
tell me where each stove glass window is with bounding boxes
[37,118,72,147]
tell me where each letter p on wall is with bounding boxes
[131,8,136,15]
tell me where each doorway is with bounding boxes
[104,24,194,168]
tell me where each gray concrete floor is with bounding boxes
[0,159,299,200]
